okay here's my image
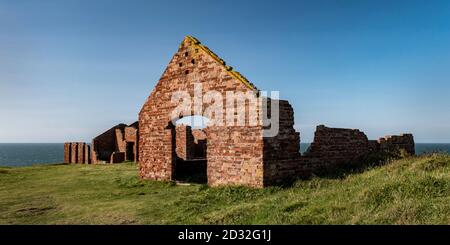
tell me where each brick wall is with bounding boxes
[64,143,71,163]
[296,126,415,175]
[125,126,138,142]
[175,125,194,160]
[175,125,207,161]
[302,125,370,170]
[378,134,415,155]
[124,124,139,162]
[192,129,207,159]
[263,99,302,185]
[64,142,90,164]
[70,143,77,163]
[192,129,207,142]
[137,36,416,188]
[84,144,90,164]
[92,124,126,163]
[205,126,264,187]
[115,128,126,153]
[77,143,85,164]
[91,123,138,163]
[139,36,265,187]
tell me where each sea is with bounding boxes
[0,143,449,167]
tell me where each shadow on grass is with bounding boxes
[276,152,415,188]
[308,151,410,180]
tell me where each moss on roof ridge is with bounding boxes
[185,35,259,92]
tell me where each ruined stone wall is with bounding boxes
[115,128,126,153]
[139,36,264,187]
[263,100,302,185]
[92,124,127,163]
[64,142,90,164]
[70,142,77,163]
[205,126,264,187]
[138,36,416,187]
[368,140,380,153]
[192,129,207,159]
[302,125,371,170]
[77,143,85,163]
[84,144,90,164]
[125,126,138,142]
[296,126,415,175]
[64,143,71,163]
[378,134,415,155]
[175,125,194,160]
[192,129,206,142]
[124,124,139,162]
[175,125,207,161]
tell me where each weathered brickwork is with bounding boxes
[263,99,302,185]
[298,125,415,174]
[192,129,207,141]
[378,134,415,155]
[92,124,125,163]
[124,122,139,162]
[205,126,264,187]
[77,143,85,164]
[175,125,207,161]
[192,129,207,159]
[138,36,416,187]
[64,143,71,163]
[115,128,126,153]
[64,142,90,164]
[139,36,266,187]
[303,125,371,169]
[84,144,90,164]
[175,125,194,160]
[70,142,77,163]
[91,122,139,164]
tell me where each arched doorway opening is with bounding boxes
[172,116,209,183]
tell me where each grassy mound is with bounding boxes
[0,154,449,224]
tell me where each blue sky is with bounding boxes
[1,0,450,143]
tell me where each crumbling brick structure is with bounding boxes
[264,125,416,185]
[301,126,415,172]
[175,125,194,161]
[192,129,207,159]
[175,125,207,161]
[173,124,208,182]
[64,142,90,164]
[302,125,371,169]
[139,36,272,187]
[91,122,139,164]
[378,134,415,155]
[137,36,415,187]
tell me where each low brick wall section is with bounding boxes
[64,143,71,163]
[297,125,415,175]
[378,134,415,155]
[263,100,302,185]
[64,142,90,164]
[302,125,370,170]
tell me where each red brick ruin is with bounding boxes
[65,122,138,164]
[91,122,139,164]
[65,36,415,188]
[137,36,415,187]
[64,142,90,164]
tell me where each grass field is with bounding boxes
[0,154,449,224]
